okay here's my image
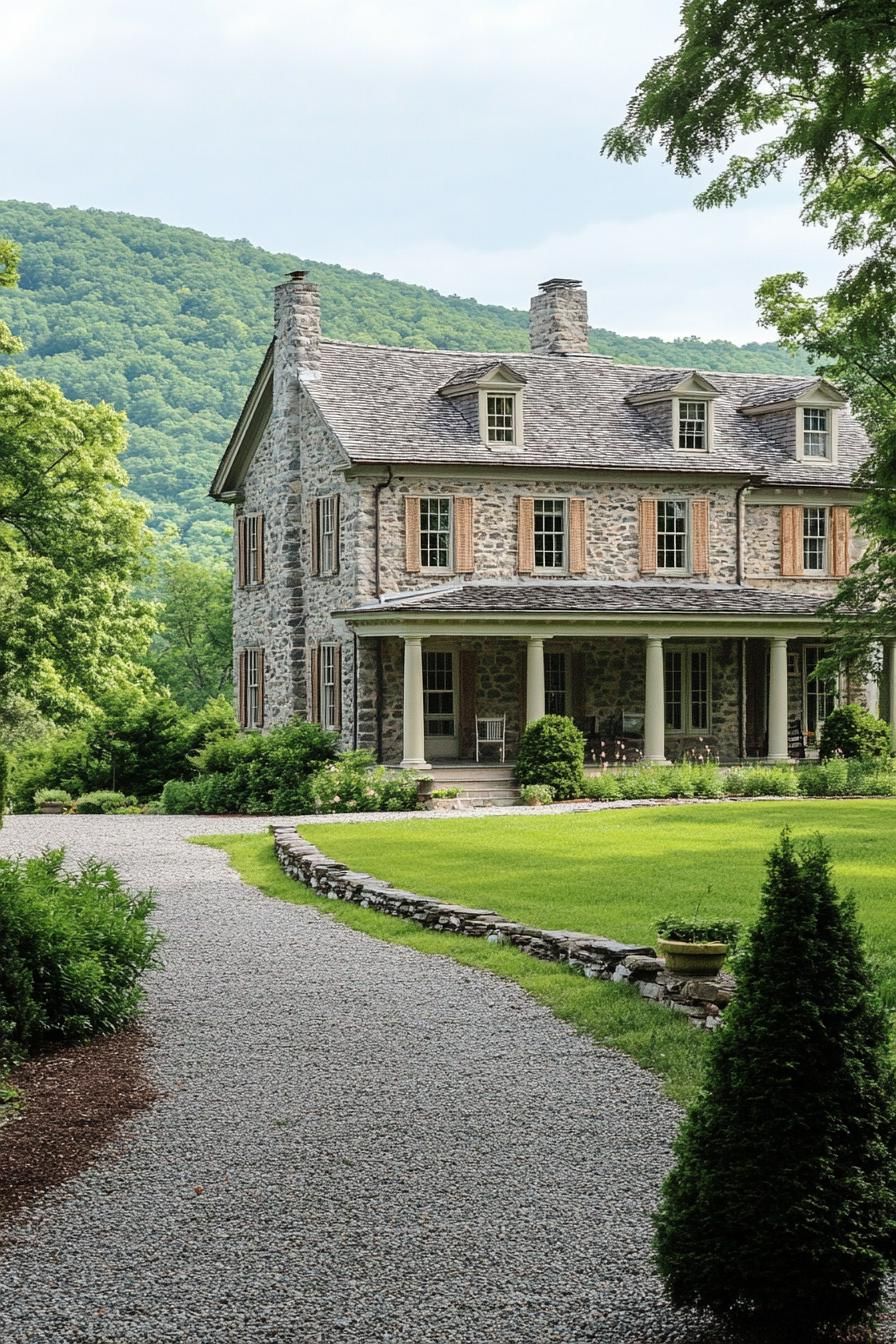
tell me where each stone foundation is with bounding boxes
[273,828,735,1029]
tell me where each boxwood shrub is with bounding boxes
[819,704,891,763]
[516,716,585,800]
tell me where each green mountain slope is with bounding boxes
[0,200,812,560]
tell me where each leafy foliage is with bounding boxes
[307,754,420,814]
[0,849,161,1060]
[655,913,740,946]
[73,791,132,815]
[819,704,892,763]
[654,830,896,1337]
[518,783,555,805]
[0,749,6,828]
[142,541,232,709]
[516,716,585,800]
[0,201,810,560]
[604,0,896,674]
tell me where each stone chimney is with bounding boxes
[529,278,589,355]
[274,270,321,384]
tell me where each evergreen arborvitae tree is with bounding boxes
[655,829,896,1340]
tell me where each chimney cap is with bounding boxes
[288,269,308,281]
[538,277,582,292]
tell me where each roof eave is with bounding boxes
[209,342,274,500]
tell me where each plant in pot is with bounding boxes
[655,911,741,976]
[429,787,463,810]
[33,788,73,815]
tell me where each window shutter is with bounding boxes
[255,514,265,585]
[255,649,265,728]
[237,650,248,729]
[453,496,475,574]
[309,644,320,723]
[691,498,710,576]
[780,506,803,577]
[331,643,342,731]
[517,497,535,574]
[830,506,850,577]
[236,516,248,589]
[459,649,477,756]
[638,499,657,574]
[405,496,421,574]
[310,500,320,576]
[568,498,587,575]
[332,495,341,576]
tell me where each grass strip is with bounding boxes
[195,833,709,1106]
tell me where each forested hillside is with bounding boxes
[0,200,813,559]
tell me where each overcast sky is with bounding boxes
[5,0,838,341]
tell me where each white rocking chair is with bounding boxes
[476,715,506,763]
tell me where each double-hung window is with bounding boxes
[803,507,827,573]
[534,499,566,570]
[804,644,836,736]
[420,497,452,570]
[319,496,336,575]
[678,400,707,451]
[238,647,264,729]
[320,644,338,731]
[665,648,710,734]
[802,408,830,459]
[237,513,264,588]
[544,651,568,716]
[656,500,688,572]
[486,393,515,443]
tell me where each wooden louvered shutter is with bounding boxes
[332,644,343,730]
[310,500,320,576]
[405,496,421,574]
[691,498,710,576]
[638,498,657,574]
[255,514,265,584]
[781,506,803,577]
[569,498,587,575]
[454,496,474,573]
[459,649,477,756]
[255,650,265,728]
[830,506,850,577]
[237,650,248,728]
[237,516,248,589]
[332,495,341,576]
[309,645,320,723]
[517,497,535,574]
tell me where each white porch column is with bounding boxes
[525,637,546,724]
[400,636,430,769]
[768,636,790,761]
[643,636,667,763]
[889,641,896,754]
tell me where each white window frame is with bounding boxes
[803,506,828,574]
[320,643,339,731]
[477,384,524,448]
[419,496,453,571]
[796,402,839,463]
[664,646,711,735]
[485,391,515,444]
[533,498,567,572]
[803,644,837,738]
[245,513,261,585]
[246,648,261,730]
[677,399,709,452]
[319,495,337,576]
[544,650,569,717]
[656,499,690,574]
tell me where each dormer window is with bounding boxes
[802,408,830,458]
[486,392,515,443]
[678,400,708,452]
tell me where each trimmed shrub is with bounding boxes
[654,830,896,1337]
[159,779,204,814]
[0,849,161,1060]
[582,772,623,802]
[74,791,129,814]
[723,765,798,797]
[819,704,891,763]
[518,783,555,806]
[515,716,585,800]
[307,757,419,814]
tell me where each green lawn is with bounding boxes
[198,834,711,1106]
[300,801,896,1000]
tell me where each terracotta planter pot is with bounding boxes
[657,937,729,976]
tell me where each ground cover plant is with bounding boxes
[656,831,896,1339]
[299,801,896,1004]
[0,850,161,1062]
[197,834,709,1105]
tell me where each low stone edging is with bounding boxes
[273,827,735,1030]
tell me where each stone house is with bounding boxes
[211,273,894,771]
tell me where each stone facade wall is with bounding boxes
[373,475,739,595]
[274,827,734,1030]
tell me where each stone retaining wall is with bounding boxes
[273,828,735,1029]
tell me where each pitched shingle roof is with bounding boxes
[347,581,828,618]
[307,342,868,486]
[439,360,526,392]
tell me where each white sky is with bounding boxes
[4,0,838,341]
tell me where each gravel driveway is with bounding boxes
[0,815,729,1344]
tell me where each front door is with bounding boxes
[423,649,459,759]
